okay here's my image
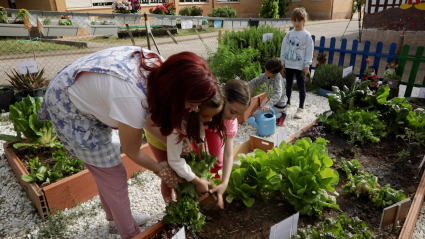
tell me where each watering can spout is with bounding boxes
[247,117,258,129]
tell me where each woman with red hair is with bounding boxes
[38,46,217,239]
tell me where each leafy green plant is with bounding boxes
[208,6,237,18]
[278,0,292,17]
[224,167,258,207]
[163,151,218,233]
[178,6,203,16]
[42,18,52,25]
[265,137,340,216]
[15,8,31,24]
[313,64,356,92]
[294,214,377,239]
[0,7,9,24]
[207,43,262,84]
[372,184,406,208]
[340,158,362,179]
[221,25,285,69]
[342,172,379,198]
[259,0,279,18]
[178,6,191,16]
[58,18,73,26]
[0,96,63,149]
[6,68,47,91]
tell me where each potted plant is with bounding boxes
[111,0,141,24]
[316,53,327,68]
[6,68,48,100]
[38,16,80,37]
[0,7,30,37]
[313,64,356,97]
[86,17,121,36]
[0,87,15,112]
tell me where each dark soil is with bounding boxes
[196,129,425,239]
[410,98,425,107]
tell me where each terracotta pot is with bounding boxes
[3,142,154,219]
[237,93,268,123]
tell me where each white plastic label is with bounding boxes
[418,88,425,98]
[18,60,38,74]
[342,66,353,78]
[262,33,274,42]
[171,227,185,239]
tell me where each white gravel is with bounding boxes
[1,91,423,238]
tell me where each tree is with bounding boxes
[259,0,279,19]
[278,0,292,18]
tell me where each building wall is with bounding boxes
[332,0,353,19]
[15,0,55,11]
[286,0,333,20]
[0,0,10,8]
[214,0,263,18]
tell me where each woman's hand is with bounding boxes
[191,176,212,193]
[209,182,228,209]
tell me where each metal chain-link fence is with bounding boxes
[0,9,292,86]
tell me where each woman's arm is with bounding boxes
[118,122,163,173]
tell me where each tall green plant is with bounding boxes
[208,6,237,18]
[278,0,292,17]
[259,0,279,18]
[207,42,262,83]
[221,25,285,69]
[313,64,356,91]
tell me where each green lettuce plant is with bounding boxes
[340,158,362,179]
[265,137,340,216]
[342,172,379,198]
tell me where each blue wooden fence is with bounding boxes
[311,35,398,77]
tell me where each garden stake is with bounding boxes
[193,26,204,43]
[125,24,135,46]
[165,27,177,44]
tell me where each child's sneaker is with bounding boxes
[109,213,149,227]
[294,108,304,119]
[276,113,286,127]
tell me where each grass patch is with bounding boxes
[79,27,217,43]
[0,39,81,55]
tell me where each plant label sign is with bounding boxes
[18,60,38,74]
[269,212,299,239]
[418,87,425,98]
[273,127,288,147]
[262,33,273,42]
[181,19,193,30]
[171,226,185,239]
[342,66,353,78]
[146,20,152,33]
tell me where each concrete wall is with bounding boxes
[215,0,263,18]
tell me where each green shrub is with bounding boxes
[178,6,191,16]
[259,0,279,18]
[179,6,203,16]
[207,42,262,84]
[313,64,356,91]
[222,25,285,71]
[208,6,237,18]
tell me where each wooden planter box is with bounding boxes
[132,120,318,239]
[0,20,28,37]
[86,20,121,36]
[38,18,80,37]
[237,93,268,123]
[3,142,154,219]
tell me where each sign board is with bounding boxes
[223,21,232,29]
[342,66,353,78]
[418,87,425,99]
[171,227,185,239]
[273,127,288,147]
[269,212,299,239]
[146,20,152,33]
[262,33,274,42]
[18,60,38,74]
[380,198,411,230]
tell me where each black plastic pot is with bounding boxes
[0,88,15,112]
[23,88,44,97]
[249,20,259,27]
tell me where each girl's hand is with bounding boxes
[209,183,228,209]
[303,67,309,77]
[261,105,271,113]
[191,176,212,193]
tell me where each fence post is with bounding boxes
[218,30,222,44]
[144,13,151,50]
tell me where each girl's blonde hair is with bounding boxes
[291,7,308,23]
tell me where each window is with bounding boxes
[179,0,208,3]
[141,0,168,4]
[217,0,239,2]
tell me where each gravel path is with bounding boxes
[1,91,424,238]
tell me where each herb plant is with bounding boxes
[42,18,51,25]
[372,184,406,208]
[339,158,362,179]
[58,18,73,25]
[342,172,379,198]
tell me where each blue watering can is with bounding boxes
[247,108,276,137]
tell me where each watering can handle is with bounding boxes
[268,108,275,116]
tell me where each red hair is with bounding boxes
[134,50,217,137]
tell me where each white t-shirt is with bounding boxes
[68,71,149,129]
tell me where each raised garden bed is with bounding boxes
[4,142,154,219]
[237,93,268,123]
[133,121,425,239]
